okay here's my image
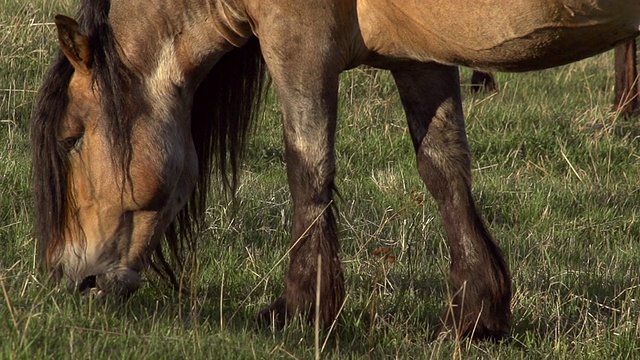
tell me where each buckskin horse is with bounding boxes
[31,0,640,340]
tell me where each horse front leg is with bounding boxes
[256,53,344,329]
[392,63,511,341]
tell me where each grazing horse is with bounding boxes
[31,0,640,341]
[470,39,640,116]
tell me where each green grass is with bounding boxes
[2,1,640,358]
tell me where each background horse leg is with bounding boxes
[391,63,511,341]
[614,39,639,115]
[470,70,498,93]
[256,29,346,328]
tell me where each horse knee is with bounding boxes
[415,125,472,203]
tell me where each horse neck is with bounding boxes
[108,0,252,89]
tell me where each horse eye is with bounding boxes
[61,136,80,151]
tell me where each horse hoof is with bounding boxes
[257,296,288,329]
[435,320,510,342]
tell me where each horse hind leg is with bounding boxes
[391,63,511,341]
[614,40,640,115]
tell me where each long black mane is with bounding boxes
[162,37,268,287]
[32,0,268,287]
[32,50,73,272]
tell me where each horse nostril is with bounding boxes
[77,275,97,293]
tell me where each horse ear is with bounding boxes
[54,15,92,75]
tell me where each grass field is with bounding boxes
[2,1,640,358]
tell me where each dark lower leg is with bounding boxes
[284,197,344,326]
[393,64,511,340]
[258,152,345,327]
[418,124,511,341]
[614,40,639,115]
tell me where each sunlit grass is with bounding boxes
[1,0,639,358]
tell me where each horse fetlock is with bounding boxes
[258,274,345,330]
[257,294,320,329]
[440,271,512,341]
[257,296,288,329]
[438,305,511,342]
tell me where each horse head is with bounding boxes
[32,11,198,296]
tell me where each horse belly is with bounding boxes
[359,0,640,71]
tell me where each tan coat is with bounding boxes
[358,0,640,70]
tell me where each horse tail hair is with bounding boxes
[156,37,268,288]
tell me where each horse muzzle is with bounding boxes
[69,268,141,298]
